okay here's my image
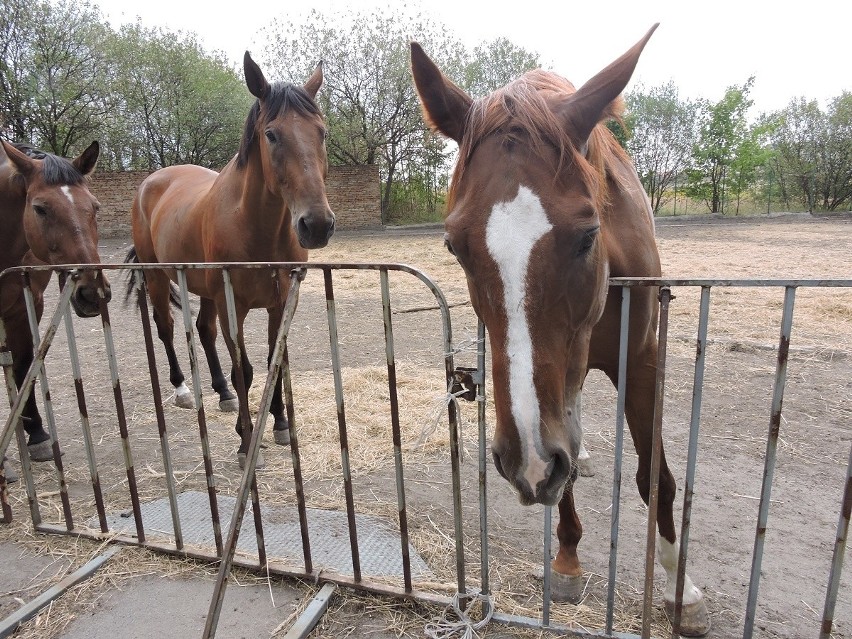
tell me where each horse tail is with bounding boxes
[122,246,182,310]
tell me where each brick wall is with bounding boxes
[90,164,381,239]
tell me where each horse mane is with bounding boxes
[6,140,86,186]
[237,82,322,168]
[449,69,630,212]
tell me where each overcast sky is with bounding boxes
[96,0,850,115]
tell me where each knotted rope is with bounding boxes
[423,589,495,639]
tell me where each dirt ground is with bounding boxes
[0,212,850,639]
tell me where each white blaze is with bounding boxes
[485,185,553,490]
[60,185,75,205]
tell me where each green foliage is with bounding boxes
[624,81,699,213]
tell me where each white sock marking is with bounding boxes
[485,186,553,491]
[657,535,703,605]
[176,382,191,397]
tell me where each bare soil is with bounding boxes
[0,212,850,639]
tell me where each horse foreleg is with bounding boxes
[626,363,710,637]
[148,272,192,409]
[550,485,585,604]
[196,298,237,412]
[267,307,289,445]
[8,314,52,462]
[570,392,595,477]
[220,311,262,469]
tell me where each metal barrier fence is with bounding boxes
[0,264,849,639]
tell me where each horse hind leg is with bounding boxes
[196,298,238,412]
[221,316,264,470]
[8,314,53,462]
[147,272,193,409]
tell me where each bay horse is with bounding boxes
[0,139,109,469]
[127,52,335,468]
[411,25,710,636]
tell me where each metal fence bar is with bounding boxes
[135,274,183,549]
[323,267,362,582]
[743,285,797,638]
[98,271,144,542]
[820,440,851,639]
[670,285,711,638]
[641,286,672,638]
[62,301,107,532]
[176,268,222,556]
[476,319,490,597]
[22,277,73,529]
[204,268,304,639]
[606,286,631,634]
[380,268,413,592]
[221,268,266,569]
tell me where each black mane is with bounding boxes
[8,141,85,186]
[236,82,321,168]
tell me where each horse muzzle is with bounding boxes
[296,209,336,249]
[492,444,574,506]
[67,272,111,318]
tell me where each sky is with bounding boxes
[96,0,850,116]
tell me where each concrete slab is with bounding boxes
[0,541,73,619]
[57,574,302,639]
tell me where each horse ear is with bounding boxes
[558,23,658,146]
[73,140,99,176]
[303,61,323,99]
[410,41,472,143]
[244,51,270,100]
[1,140,36,180]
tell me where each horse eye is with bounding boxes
[443,234,456,256]
[33,204,47,217]
[579,227,599,255]
[264,130,277,144]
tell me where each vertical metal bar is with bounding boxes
[323,267,361,581]
[641,286,672,639]
[476,319,490,596]
[380,269,412,592]
[97,271,144,542]
[0,314,21,524]
[670,286,711,637]
[176,268,222,555]
[743,285,797,639]
[542,505,552,627]
[23,274,72,529]
[606,285,631,633]
[136,273,183,549]
[62,302,107,532]
[281,338,312,574]
[204,269,304,639]
[221,269,266,568]
[820,441,851,639]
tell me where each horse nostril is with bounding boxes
[297,216,310,241]
[491,449,508,481]
[102,284,113,303]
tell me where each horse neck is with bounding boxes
[0,178,30,272]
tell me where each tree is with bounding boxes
[686,78,755,213]
[104,23,251,170]
[624,81,698,213]
[0,0,111,155]
[462,37,540,97]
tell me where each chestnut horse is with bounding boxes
[127,52,335,468]
[411,25,710,636]
[0,139,110,467]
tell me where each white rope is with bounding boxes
[423,589,495,639]
[417,383,469,458]
[444,335,484,358]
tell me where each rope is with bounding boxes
[417,383,470,458]
[424,589,495,639]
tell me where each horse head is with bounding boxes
[241,52,336,250]
[411,25,658,506]
[1,139,110,318]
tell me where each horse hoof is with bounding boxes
[576,456,595,477]
[273,429,290,446]
[27,439,54,462]
[665,597,711,637]
[237,450,266,470]
[219,398,239,412]
[549,571,585,604]
[175,393,194,409]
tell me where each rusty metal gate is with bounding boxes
[0,263,849,639]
